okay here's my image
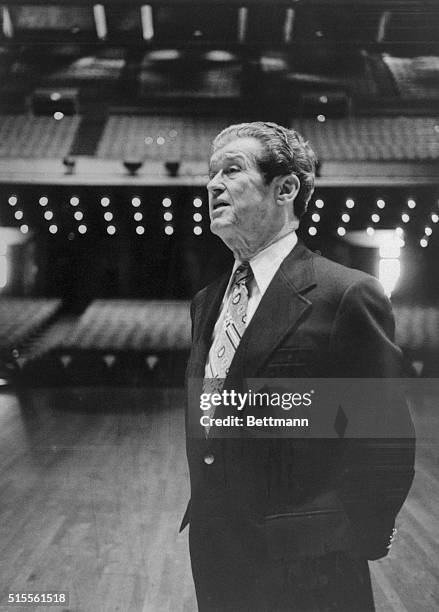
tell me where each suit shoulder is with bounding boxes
[310,251,381,296]
[191,272,229,309]
[192,276,222,303]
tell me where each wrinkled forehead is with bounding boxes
[209,137,264,171]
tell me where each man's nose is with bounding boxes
[207,171,225,195]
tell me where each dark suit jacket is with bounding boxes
[182,240,415,565]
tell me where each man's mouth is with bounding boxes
[213,201,229,211]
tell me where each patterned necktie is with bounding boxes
[203,262,253,432]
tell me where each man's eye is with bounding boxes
[208,166,240,180]
[225,166,240,175]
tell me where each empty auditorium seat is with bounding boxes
[290,117,439,162]
[65,300,191,351]
[97,115,227,162]
[8,5,97,43]
[0,298,62,352]
[43,51,126,85]
[382,55,439,100]
[0,115,80,158]
[96,115,439,164]
[393,305,439,353]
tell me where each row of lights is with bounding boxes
[162,197,174,235]
[338,198,354,236]
[6,194,438,243]
[193,197,203,235]
[8,194,59,233]
[306,197,439,244]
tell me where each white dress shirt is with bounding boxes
[204,231,298,378]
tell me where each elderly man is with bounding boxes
[181,122,414,611]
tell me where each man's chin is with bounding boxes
[210,219,233,238]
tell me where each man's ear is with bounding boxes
[276,174,300,206]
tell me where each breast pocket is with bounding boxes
[265,348,315,377]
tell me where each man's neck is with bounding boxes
[231,226,297,262]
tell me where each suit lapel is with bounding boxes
[188,241,317,385]
[187,274,229,442]
[189,273,229,378]
[226,241,316,381]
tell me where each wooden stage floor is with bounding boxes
[0,386,438,612]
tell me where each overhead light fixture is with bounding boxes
[141,5,154,41]
[205,50,236,62]
[2,7,13,38]
[93,4,107,40]
[63,157,76,174]
[283,8,295,43]
[165,161,180,177]
[146,49,180,61]
[237,7,248,43]
[123,159,143,176]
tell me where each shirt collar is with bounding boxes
[232,231,298,296]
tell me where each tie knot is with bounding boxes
[233,261,253,286]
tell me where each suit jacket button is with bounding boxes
[204,454,214,465]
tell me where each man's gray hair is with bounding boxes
[212,121,317,218]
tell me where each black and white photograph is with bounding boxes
[0,1,438,611]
